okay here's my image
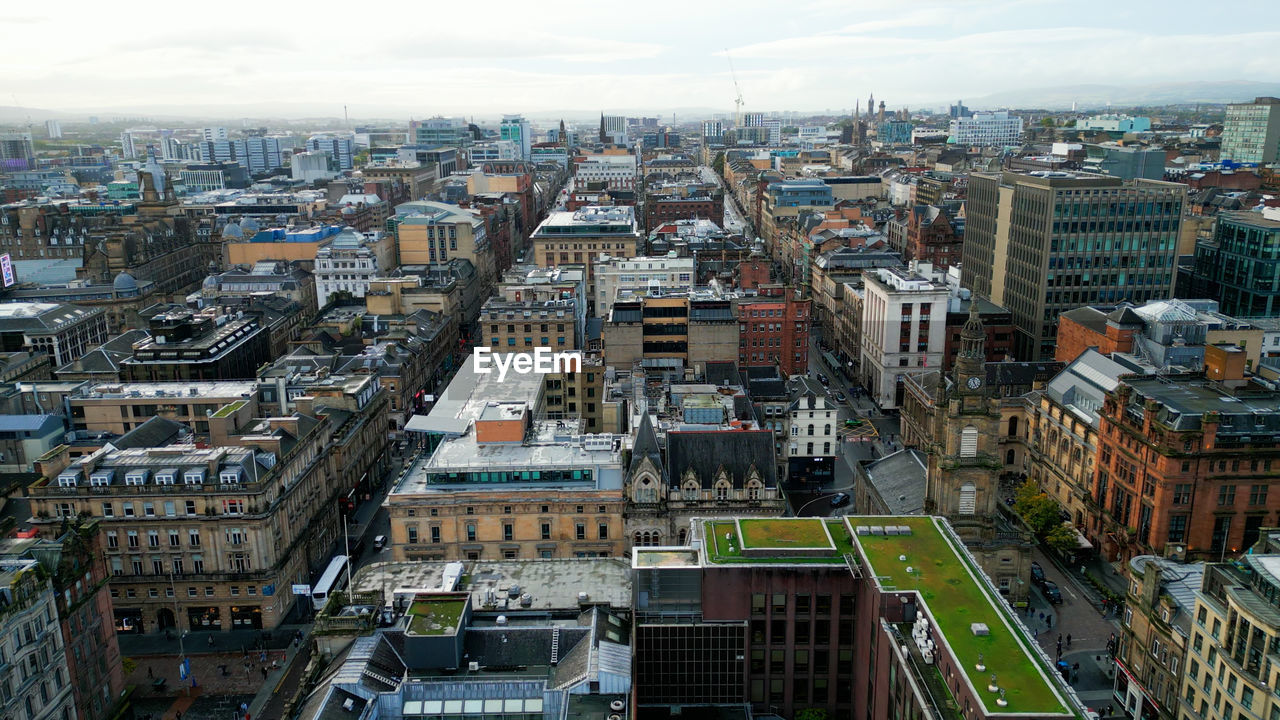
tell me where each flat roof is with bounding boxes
[854,516,1069,716]
[701,518,854,566]
[406,595,467,636]
[353,558,633,611]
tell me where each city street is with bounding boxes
[699,165,749,236]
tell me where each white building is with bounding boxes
[314,228,384,305]
[1221,96,1280,164]
[785,377,838,466]
[292,151,336,183]
[1077,114,1151,133]
[593,253,695,318]
[44,119,61,140]
[468,140,519,164]
[499,115,532,160]
[203,126,229,142]
[859,265,949,409]
[0,558,76,720]
[948,111,1024,147]
[120,131,139,159]
[307,134,355,170]
[574,154,637,191]
[602,115,628,145]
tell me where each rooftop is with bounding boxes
[700,518,853,565]
[1120,375,1280,432]
[405,595,467,636]
[854,516,1069,716]
[353,559,633,611]
[77,380,258,400]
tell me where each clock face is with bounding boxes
[967,376,983,390]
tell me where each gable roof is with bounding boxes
[666,429,776,489]
[629,413,662,476]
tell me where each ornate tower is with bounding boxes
[924,303,1001,541]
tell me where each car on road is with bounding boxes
[829,492,850,508]
[1030,561,1045,586]
[373,535,387,551]
[834,393,847,404]
[1041,580,1063,604]
[818,373,830,385]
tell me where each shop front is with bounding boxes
[230,605,262,630]
[113,608,144,634]
[187,606,222,631]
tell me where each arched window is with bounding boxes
[960,426,978,457]
[747,479,762,501]
[634,474,657,504]
[824,442,831,455]
[677,528,688,545]
[808,424,815,436]
[958,483,977,514]
[1005,449,1015,465]
[633,531,644,547]
[1008,416,1019,437]
[824,424,832,436]
[715,480,730,501]
[682,479,699,501]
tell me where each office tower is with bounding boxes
[0,131,35,169]
[499,115,532,160]
[307,134,355,170]
[202,126,228,142]
[119,131,138,159]
[960,171,1186,360]
[1189,211,1280,317]
[948,111,1023,146]
[1220,96,1280,164]
[45,119,62,139]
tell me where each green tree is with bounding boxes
[796,710,830,720]
[1013,480,1063,536]
[1039,117,1055,128]
[1044,524,1079,555]
[712,151,725,176]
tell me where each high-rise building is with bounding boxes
[202,126,228,142]
[307,134,355,170]
[44,119,62,139]
[0,556,76,720]
[119,130,138,159]
[949,100,971,118]
[701,119,725,144]
[410,116,471,147]
[499,115,532,160]
[237,136,284,174]
[960,171,1185,360]
[948,110,1024,146]
[1220,96,1280,164]
[1077,114,1151,133]
[858,266,949,408]
[600,115,627,145]
[1189,211,1280,317]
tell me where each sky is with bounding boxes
[5,0,1279,120]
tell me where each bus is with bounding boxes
[311,555,350,612]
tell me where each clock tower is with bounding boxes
[924,303,1001,540]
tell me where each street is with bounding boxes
[699,165,748,236]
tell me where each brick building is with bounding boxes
[644,192,723,232]
[904,204,964,269]
[736,291,811,376]
[1091,370,1280,562]
[1054,306,1144,363]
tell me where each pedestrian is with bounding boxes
[208,635,215,648]
[260,650,267,664]
[1067,633,1072,648]
[1039,611,1045,621]
[148,666,154,679]
[1107,705,1113,718]
[177,712,182,720]
[261,666,268,680]
[1057,633,1063,645]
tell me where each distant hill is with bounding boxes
[954,81,1280,110]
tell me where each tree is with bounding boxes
[1044,523,1080,555]
[712,151,725,176]
[1039,117,1055,128]
[796,710,829,720]
[1013,480,1063,537]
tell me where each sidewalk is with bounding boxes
[120,624,309,658]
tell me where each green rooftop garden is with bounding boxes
[211,400,247,419]
[405,596,467,636]
[854,516,1068,716]
[702,519,856,565]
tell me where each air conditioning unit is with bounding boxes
[468,661,480,672]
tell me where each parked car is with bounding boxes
[818,373,830,385]
[834,393,847,404]
[1030,561,1045,586]
[1041,580,1063,604]
[829,492,851,508]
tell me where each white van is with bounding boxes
[373,535,387,551]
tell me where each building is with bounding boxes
[762,178,834,250]
[499,115,532,160]
[26,409,337,633]
[121,310,273,382]
[961,171,1187,360]
[411,117,471,148]
[949,111,1024,146]
[392,201,493,285]
[1189,212,1280,317]
[1113,555,1203,720]
[600,115,628,145]
[0,131,35,170]
[737,292,811,376]
[903,204,964,269]
[876,120,914,145]
[314,228,389,305]
[1054,306,1145,363]
[1177,532,1280,720]
[859,266,949,409]
[1086,145,1167,181]
[633,515,1083,719]
[479,296,578,352]
[592,254,694,318]
[1078,115,1152,133]
[200,260,318,317]
[0,302,109,368]
[531,207,642,309]
[602,292,738,381]
[785,377,837,487]
[1220,97,1280,164]
[308,134,356,170]
[1091,372,1280,562]
[574,154,637,191]
[68,380,261,438]
[0,414,66,472]
[0,556,76,720]
[292,151,336,183]
[943,292,1014,370]
[222,222,344,267]
[391,359,626,561]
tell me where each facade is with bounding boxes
[1177,534,1280,720]
[961,171,1186,360]
[480,296,578,352]
[314,229,388,305]
[1079,115,1152,133]
[0,302,109,368]
[592,254,694,318]
[859,266,949,409]
[1190,212,1280,318]
[531,207,642,309]
[0,556,76,720]
[1113,555,1203,720]
[602,293,738,380]
[392,201,492,284]
[574,155,637,191]
[201,260,318,316]
[390,362,626,561]
[307,134,355,170]
[499,115,532,160]
[949,111,1024,146]
[737,292,811,376]
[876,120,914,144]
[27,411,336,633]
[1220,97,1280,164]
[762,178,834,250]
[1092,373,1280,562]
[785,378,837,486]
[122,311,273,382]
[411,117,471,148]
[904,204,964,269]
[1054,306,1144,364]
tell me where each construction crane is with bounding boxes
[725,49,744,128]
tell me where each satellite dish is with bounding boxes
[906,566,914,574]
[899,555,907,562]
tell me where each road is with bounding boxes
[699,165,749,236]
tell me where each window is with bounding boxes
[101,502,113,518]
[169,531,180,547]
[575,523,586,540]
[407,527,418,544]
[598,523,609,540]
[1218,485,1236,506]
[106,531,118,548]
[502,523,513,541]
[430,526,441,544]
[960,426,978,457]
[1248,484,1268,506]
[958,483,977,515]
[1173,484,1192,504]
[466,524,476,542]
[147,531,160,547]
[188,530,201,547]
[185,500,197,516]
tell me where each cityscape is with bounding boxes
[1,5,1280,720]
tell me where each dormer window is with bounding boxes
[125,470,149,486]
[90,470,114,487]
[155,469,176,485]
[57,472,80,488]
[183,469,206,485]
[220,467,243,485]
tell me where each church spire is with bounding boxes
[960,301,985,361]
